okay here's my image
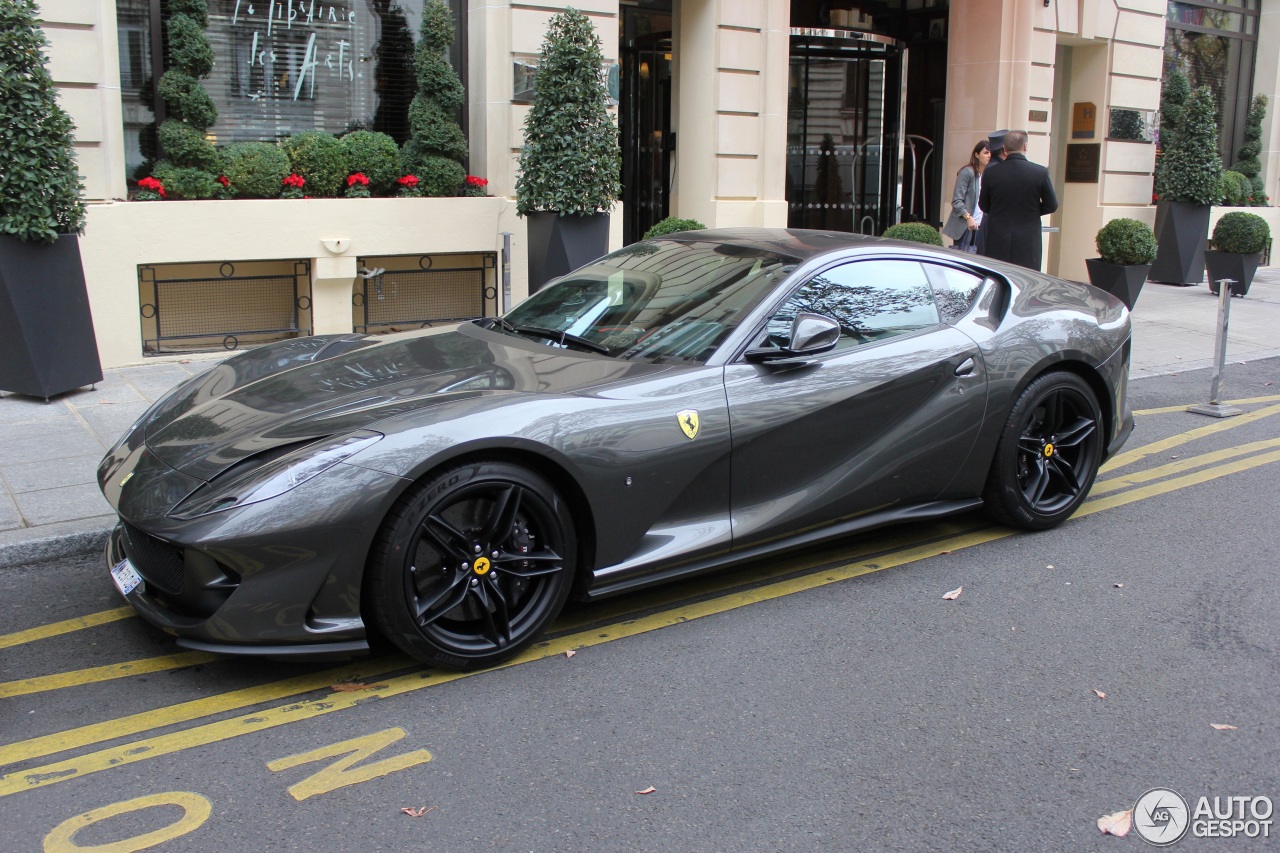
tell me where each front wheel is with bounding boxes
[982,372,1103,530]
[367,461,575,669]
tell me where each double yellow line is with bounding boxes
[3,396,1279,798]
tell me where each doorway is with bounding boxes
[787,31,906,235]
[620,5,674,245]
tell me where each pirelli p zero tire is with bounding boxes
[982,371,1104,531]
[367,461,575,670]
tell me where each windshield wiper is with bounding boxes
[478,317,610,355]
[511,325,611,355]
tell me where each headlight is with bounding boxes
[170,431,383,518]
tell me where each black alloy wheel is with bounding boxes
[983,372,1103,530]
[367,461,575,669]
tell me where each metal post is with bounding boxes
[1187,279,1244,418]
[500,232,512,313]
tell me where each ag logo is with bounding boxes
[472,557,491,575]
[676,409,699,440]
[1133,788,1190,845]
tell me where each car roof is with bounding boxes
[656,227,891,263]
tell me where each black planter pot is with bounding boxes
[1084,258,1150,310]
[1204,250,1262,296]
[1149,201,1210,285]
[526,211,610,292]
[0,233,103,400]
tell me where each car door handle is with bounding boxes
[955,357,976,377]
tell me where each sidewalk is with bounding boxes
[2,271,1279,568]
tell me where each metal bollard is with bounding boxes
[1186,278,1244,418]
[500,231,513,313]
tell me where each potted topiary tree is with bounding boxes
[1150,85,1223,285]
[1205,211,1270,296]
[517,8,621,291]
[400,0,466,197]
[1085,218,1157,309]
[0,0,102,400]
[882,222,944,245]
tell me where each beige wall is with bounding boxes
[81,198,525,367]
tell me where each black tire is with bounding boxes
[367,461,575,669]
[982,372,1103,530]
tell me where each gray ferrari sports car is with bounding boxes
[99,228,1132,669]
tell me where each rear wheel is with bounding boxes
[367,461,575,669]
[982,372,1103,530]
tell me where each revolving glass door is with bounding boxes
[787,30,906,235]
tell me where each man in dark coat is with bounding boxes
[977,130,1058,270]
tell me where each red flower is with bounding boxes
[217,175,230,187]
[396,175,419,187]
[347,173,370,187]
[465,175,488,187]
[283,173,306,188]
[138,176,166,198]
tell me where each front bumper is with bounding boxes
[102,455,411,656]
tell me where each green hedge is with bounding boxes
[882,222,943,246]
[1095,218,1156,265]
[281,131,348,197]
[340,130,401,195]
[643,217,707,238]
[219,142,289,198]
[1211,211,1270,254]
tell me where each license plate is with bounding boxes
[111,559,143,596]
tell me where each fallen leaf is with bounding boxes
[1114,583,1124,588]
[1092,689,1106,699]
[942,586,963,600]
[939,550,953,555]
[1098,810,1132,836]
[635,786,657,795]
[1211,723,1238,731]
[331,682,384,692]
[565,650,576,659]
[401,805,434,817]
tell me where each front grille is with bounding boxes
[121,522,185,595]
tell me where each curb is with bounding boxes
[0,517,114,569]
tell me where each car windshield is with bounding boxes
[498,239,794,362]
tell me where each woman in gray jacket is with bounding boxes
[941,140,991,252]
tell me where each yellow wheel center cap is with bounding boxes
[1043,443,1055,458]
[473,556,491,575]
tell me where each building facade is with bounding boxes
[34,0,1280,367]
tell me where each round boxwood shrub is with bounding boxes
[340,130,401,194]
[152,161,217,199]
[1211,211,1270,254]
[1095,218,1157,265]
[1218,170,1252,207]
[157,70,217,128]
[882,222,943,246]
[157,119,219,171]
[281,131,348,197]
[413,156,466,197]
[643,217,706,238]
[219,142,289,198]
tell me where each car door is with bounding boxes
[724,257,990,550]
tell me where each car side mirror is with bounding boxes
[744,312,841,362]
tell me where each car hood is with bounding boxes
[142,325,666,481]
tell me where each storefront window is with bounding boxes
[118,0,466,181]
[1163,0,1257,163]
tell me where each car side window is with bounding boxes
[922,263,986,324]
[766,260,942,351]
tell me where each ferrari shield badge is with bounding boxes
[677,409,700,440]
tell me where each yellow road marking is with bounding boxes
[1082,448,1280,517]
[0,656,414,768]
[1093,437,1280,495]
[0,607,135,651]
[1102,402,1280,473]
[0,652,218,699]
[1133,394,1280,416]
[6,445,1280,798]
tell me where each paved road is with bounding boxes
[2,360,1278,852]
